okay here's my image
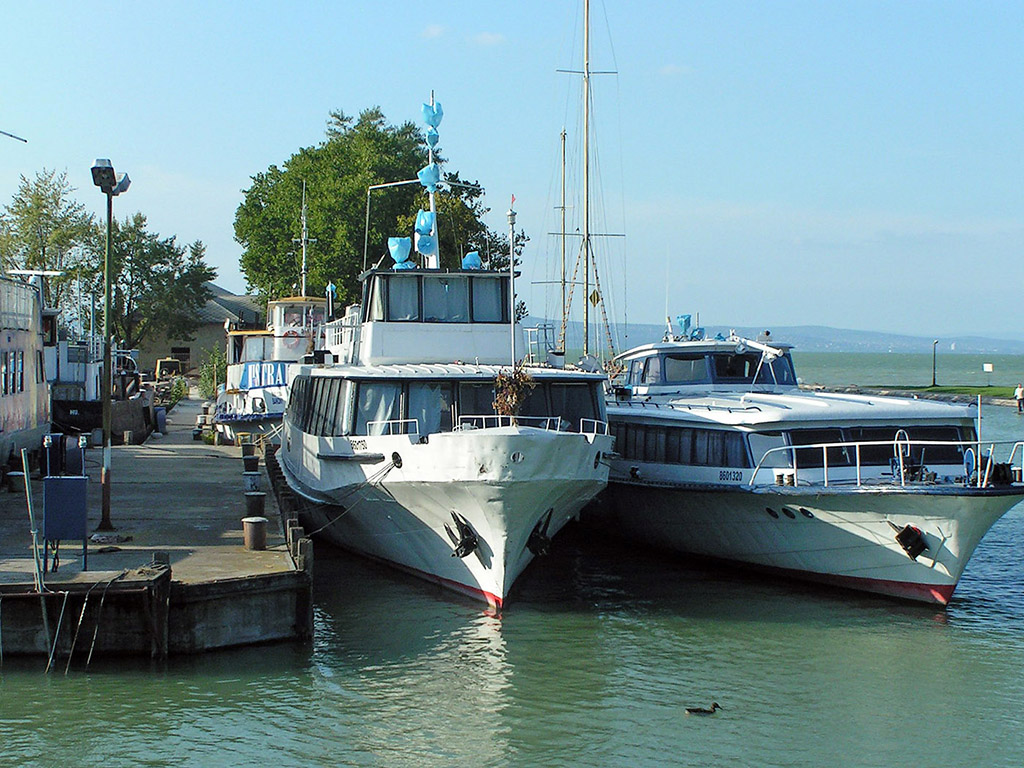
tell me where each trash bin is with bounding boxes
[242,515,268,551]
[154,406,167,434]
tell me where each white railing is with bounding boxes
[457,414,562,431]
[524,323,558,364]
[580,418,610,436]
[325,314,361,364]
[366,418,420,436]
[749,437,1021,489]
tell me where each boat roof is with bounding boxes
[299,361,606,382]
[608,388,977,429]
[615,337,794,363]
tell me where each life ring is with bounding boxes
[283,329,302,349]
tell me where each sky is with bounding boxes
[2,1,1022,343]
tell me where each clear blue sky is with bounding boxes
[3,1,1022,341]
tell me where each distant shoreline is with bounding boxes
[807,385,1015,408]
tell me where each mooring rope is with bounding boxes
[299,460,397,538]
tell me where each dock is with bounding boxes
[0,397,312,663]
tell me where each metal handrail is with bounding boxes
[749,437,1021,489]
[366,418,420,436]
[580,418,609,436]
[457,414,562,431]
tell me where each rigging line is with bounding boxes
[588,247,617,361]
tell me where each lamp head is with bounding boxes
[91,159,116,193]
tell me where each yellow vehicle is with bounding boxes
[155,357,184,380]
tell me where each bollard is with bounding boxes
[241,442,257,458]
[244,491,266,517]
[242,471,261,492]
[5,470,25,493]
[123,430,134,445]
[242,516,268,551]
[242,455,259,472]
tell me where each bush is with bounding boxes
[198,345,227,400]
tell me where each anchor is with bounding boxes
[889,520,928,560]
[527,508,554,556]
[444,512,479,558]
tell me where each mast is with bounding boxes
[294,181,317,297]
[582,0,591,357]
[427,90,439,269]
[560,128,567,351]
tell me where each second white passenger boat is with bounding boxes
[277,265,613,608]
[596,325,1024,605]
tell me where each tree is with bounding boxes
[0,169,95,311]
[235,107,520,307]
[81,215,215,348]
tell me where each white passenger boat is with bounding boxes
[1,275,51,473]
[213,295,326,444]
[598,326,1024,605]
[276,266,613,608]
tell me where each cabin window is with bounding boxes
[471,277,506,322]
[355,381,402,435]
[549,382,599,432]
[757,355,797,386]
[1,351,8,395]
[641,356,662,385]
[387,276,421,321]
[408,381,455,434]
[663,354,709,384]
[423,276,469,323]
[712,353,762,382]
[458,382,495,421]
[518,384,550,420]
[17,351,24,392]
[627,360,643,387]
[368,277,385,321]
[788,428,850,468]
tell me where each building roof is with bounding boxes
[197,283,263,326]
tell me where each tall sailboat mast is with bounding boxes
[559,127,568,351]
[582,0,592,357]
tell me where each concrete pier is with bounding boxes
[0,397,312,661]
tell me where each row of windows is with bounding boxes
[611,422,751,468]
[611,421,974,471]
[1,350,26,397]
[788,426,972,468]
[289,375,603,437]
[626,352,798,387]
[365,273,509,324]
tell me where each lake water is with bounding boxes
[2,355,1024,767]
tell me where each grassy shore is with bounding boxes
[871,385,1014,398]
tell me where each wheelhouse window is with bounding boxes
[408,381,454,434]
[641,356,662,385]
[387,276,420,321]
[710,352,797,386]
[423,276,469,322]
[470,276,507,322]
[355,381,402,435]
[663,354,709,384]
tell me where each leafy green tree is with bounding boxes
[0,168,95,311]
[235,107,519,307]
[80,215,215,348]
[198,343,227,399]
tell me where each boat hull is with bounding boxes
[599,481,1024,605]
[279,428,612,607]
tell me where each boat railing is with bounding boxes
[524,323,558,364]
[580,418,610,436]
[366,418,420,436]
[325,313,361,364]
[612,398,763,415]
[749,438,1021,489]
[456,414,563,431]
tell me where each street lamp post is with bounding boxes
[91,159,130,531]
[932,339,939,388]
